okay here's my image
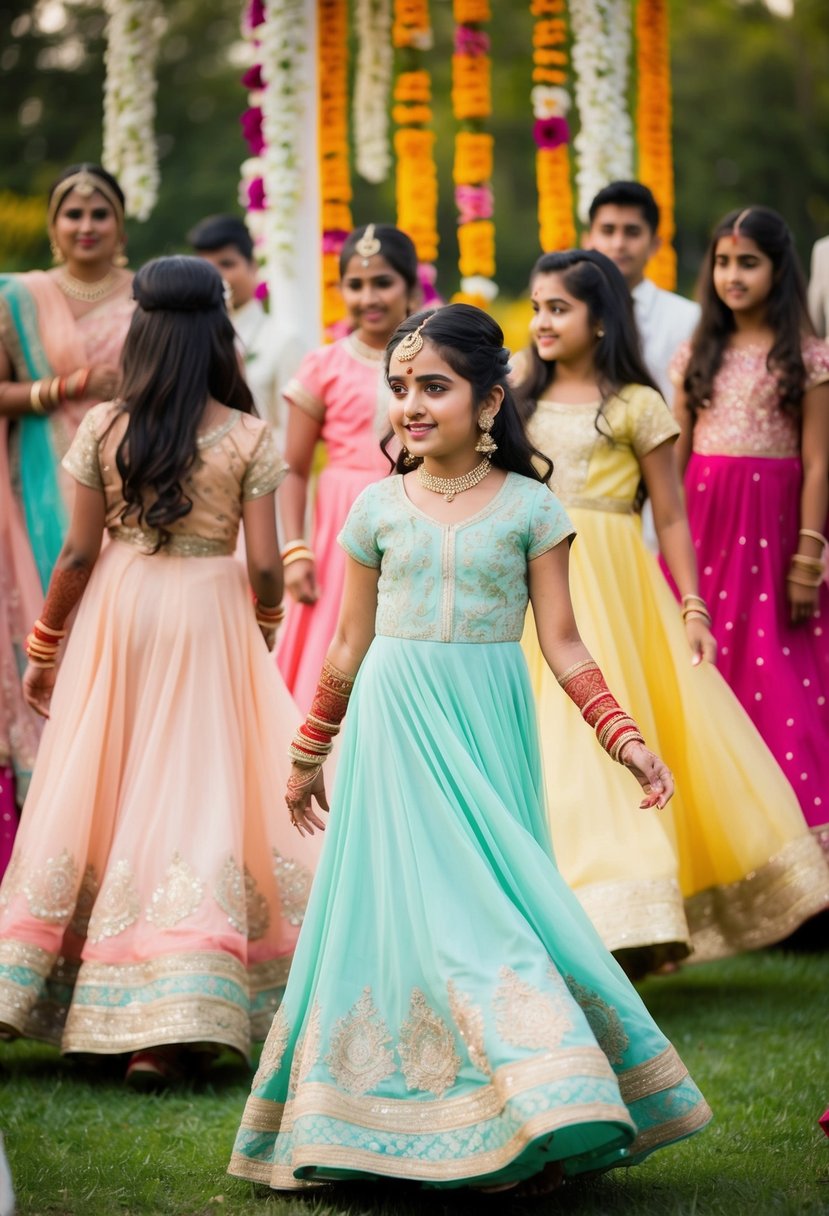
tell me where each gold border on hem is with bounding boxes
[686,834,829,962]
[574,877,690,955]
[240,1046,619,1137]
[617,1044,687,1104]
[629,1099,713,1156]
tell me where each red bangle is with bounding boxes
[74,367,92,399]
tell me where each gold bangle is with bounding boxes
[681,593,707,605]
[49,377,61,406]
[786,573,822,587]
[798,528,827,550]
[280,538,306,555]
[29,380,45,413]
[282,548,314,567]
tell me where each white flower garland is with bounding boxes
[259,0,309,273]
[102,0,162,222]
[569,0,634,223]
[353,0,393,183]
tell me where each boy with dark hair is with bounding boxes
[585,182,699,402]
[188,214,301,449]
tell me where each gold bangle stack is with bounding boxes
[29,381,46,414]
[282,539,314,567]
[255,600,285,629]
[799,528,827,551]
[787,553,824,588]
[681,593,712,627]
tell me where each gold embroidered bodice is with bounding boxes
[338,473,574,643]
[525,385,679,512]
[62,401,287,556]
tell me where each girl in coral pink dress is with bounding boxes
[276,225,420,713]
[0,257,319,1084]
[671,207,829,856]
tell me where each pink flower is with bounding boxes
[248,0,265,28]
[241,64,264,91]
[247,177,266,210]
[321,228,349,255]
[455,184,494,225]
[254,280,269,303]
[418,262,442,307]
[532,116,570,149]
[240,106,264,156]
[455,27,490,56]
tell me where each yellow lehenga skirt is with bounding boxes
[523,506,829,971]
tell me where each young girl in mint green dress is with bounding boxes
[229,305,711,1193]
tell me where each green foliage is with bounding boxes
[0,0,827,294]
[3,951,828,1214]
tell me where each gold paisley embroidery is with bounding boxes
[398,988,461,1098]
[145,852,204,930]
[252,1005,290,1089]
[87,860,140,942]
[493,966,573,1052]
[289,1000,322,1094]
[0,850,23,909]
[23,848,79,924]
[69,865,99,936]
[213,857,270,940]
[272,850,313,926]
[325,988,395,1096]
[565,975,630,1067]
[447,979,491,1076]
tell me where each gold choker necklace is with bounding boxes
[56,269,119,303]
[417,458,492,502]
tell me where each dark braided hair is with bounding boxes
[683,206,814,422]
[116,256,254,550]
[381,303,552,483]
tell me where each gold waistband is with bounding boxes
[559,496,635,515]
[110,526,233,557]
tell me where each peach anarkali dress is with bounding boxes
[0,402,320,1058]
[0,271,134,872]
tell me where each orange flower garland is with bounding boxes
[318,0,353,334]
[636,0,676,290]
[393,4,439,266]
[451,0,496,309]
[531,0,576,252]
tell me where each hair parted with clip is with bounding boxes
[354,222,382,265]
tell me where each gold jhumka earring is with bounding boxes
[475,410,498,455]
[355,223,382,267]
[113,241,129,268]
[50,239,65,265]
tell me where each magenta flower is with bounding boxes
[240,106,264,156]
[248,0,265,28]
[241,64,264,91]
[418,262,442,307]
[322,229,349,255]
[247,177,266,210]
[254,281,269,303]
[455,27,490,56]
[455,184,494,225]
[532,116,570,149]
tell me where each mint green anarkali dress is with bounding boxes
[229,472,711,1190]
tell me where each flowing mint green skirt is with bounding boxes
[230,638,710,1189]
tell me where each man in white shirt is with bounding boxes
[584,181,700,402]
[808,234,829,339]
[188,215,301,453]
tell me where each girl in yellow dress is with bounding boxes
[514,249,828,976]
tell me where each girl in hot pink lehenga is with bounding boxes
[670,206,829,856]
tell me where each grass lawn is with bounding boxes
[2,950,827,1215]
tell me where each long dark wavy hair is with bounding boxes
[513,249,660,433]
[682,206,814,422]
[115,256,254,548]
[381,304,553,483]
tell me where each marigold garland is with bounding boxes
[318,0,353,334]
[393,4,439,269]
[451,0,496,309]
[530,0,575,251]
[636,0,676,290]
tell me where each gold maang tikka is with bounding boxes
[355,223,381,266]
[395,317,429,362]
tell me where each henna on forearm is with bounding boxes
[39,562,94,632]
[557,659,645,763]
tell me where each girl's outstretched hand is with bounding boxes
[684,617,717,666]
[22,663,57,718]
[285,763,329,836]
[285,559,319,605]
[619,741,674,809]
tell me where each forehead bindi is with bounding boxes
[532,274,573,304]
[342,252,399,282]
[714,235,764,260]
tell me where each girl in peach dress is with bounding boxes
[0,164,134,872]
[276,224,420,713]
[0,257,319,1085]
